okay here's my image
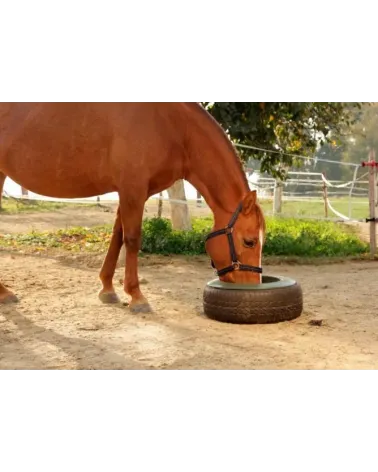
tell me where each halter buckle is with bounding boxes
[232,261,241,271]
[225,227,233,235]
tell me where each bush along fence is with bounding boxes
[0,217,368,258]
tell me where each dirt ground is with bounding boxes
[1,205,378,370]
[0,199,212,234]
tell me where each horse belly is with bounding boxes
[4,159,114,199]
[0,103,118,198]
[1,136,115,198]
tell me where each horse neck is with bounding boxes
[185,113,249,226]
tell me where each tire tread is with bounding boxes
[203,283,303,324]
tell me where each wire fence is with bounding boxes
[1,146,373,224]
[237,143,370,223]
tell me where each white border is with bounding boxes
[1,372,377,471]
[0,1,377,471]
[1,1,377,102]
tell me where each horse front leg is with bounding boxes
[119,194,151,313]
[98,206,123,304]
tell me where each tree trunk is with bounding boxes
[167,180,192,231]
[157,192,163,218]
[196,190,202,207]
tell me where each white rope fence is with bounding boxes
[1,144,371,223]
[2,175,370,223]
[236,142,372,222]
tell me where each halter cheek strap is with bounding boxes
[205,202,263,277]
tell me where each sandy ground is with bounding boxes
[1,205,378,370]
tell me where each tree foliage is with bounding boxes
[202,102,364,179]
[343,102,378,162]
[313,103,377,181]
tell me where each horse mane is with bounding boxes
[195,104,265,230]
[193,104,250,190]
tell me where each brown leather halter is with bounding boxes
[205,202,263,277]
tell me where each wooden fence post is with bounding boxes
[196,190,202,208]
[368,150,377,258]
[322,174,328,218]
[273,180,283,215]
[157,192,163,217]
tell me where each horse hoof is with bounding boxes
[0,293,19,304]
[99,291,121,304]
[130,303,153,314]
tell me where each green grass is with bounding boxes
[0,195,369,220]
[258,196,368,220]
[0,197,98,214]
[0,215,368,258]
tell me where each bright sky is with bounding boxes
[2,178,224,202]
[4,173,257,203]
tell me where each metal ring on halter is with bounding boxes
[232,261,241,271]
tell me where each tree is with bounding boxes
[342,103,378,163]
[202,102,363,179]
[312,103,376,182]
[167,180,192,231]
[313,142,347,181]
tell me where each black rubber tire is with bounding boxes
[203,275,303,324]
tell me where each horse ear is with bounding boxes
[242,190,257,215]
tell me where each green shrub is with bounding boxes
[0,216,368,257]
[264,218,367,257]
[139,217,367,257]
[141,217,208,255]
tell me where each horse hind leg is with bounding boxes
[0,173,18,303]
[0,172,5,210]
[0,282,18,304]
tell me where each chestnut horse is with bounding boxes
[0,103,265,312]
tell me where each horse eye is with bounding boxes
[243,238,257,249]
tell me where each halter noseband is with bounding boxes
[205,202,263,278]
